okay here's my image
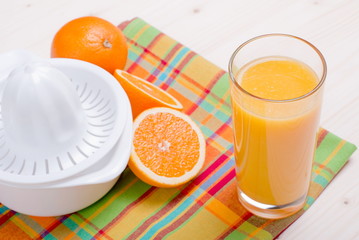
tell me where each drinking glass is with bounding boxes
[228,34,326,219]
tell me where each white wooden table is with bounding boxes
[1,0,358,239]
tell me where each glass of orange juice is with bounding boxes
[228,34,326,219]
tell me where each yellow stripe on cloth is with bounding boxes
[10,215,39,239]
[315,140,346,175]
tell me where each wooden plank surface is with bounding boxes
[1,0,358,239]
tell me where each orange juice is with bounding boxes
[231,56,322,212]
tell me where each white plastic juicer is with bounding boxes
[0,50,132,216]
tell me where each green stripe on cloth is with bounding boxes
[0,17,356,240]
[314,132,343,165]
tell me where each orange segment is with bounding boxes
[129,107,206,188]
[130,75,177,105]
[113,70,183,118]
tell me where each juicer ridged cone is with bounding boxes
[0,58,128,184]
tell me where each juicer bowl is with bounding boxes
[0,112,132,216]
[0,52,132,216]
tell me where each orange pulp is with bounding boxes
[232,56,321,206]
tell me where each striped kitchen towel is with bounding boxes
[0,18,356,240]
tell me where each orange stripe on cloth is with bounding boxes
[246,220,274,239]
[316,128,329,147]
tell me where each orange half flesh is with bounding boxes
[129,107,206,188]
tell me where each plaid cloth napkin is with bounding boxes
[0,18,357,240]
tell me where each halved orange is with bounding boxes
[129,107,206,188]
[113,70,183,119]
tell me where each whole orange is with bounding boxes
[51,16,128,73]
